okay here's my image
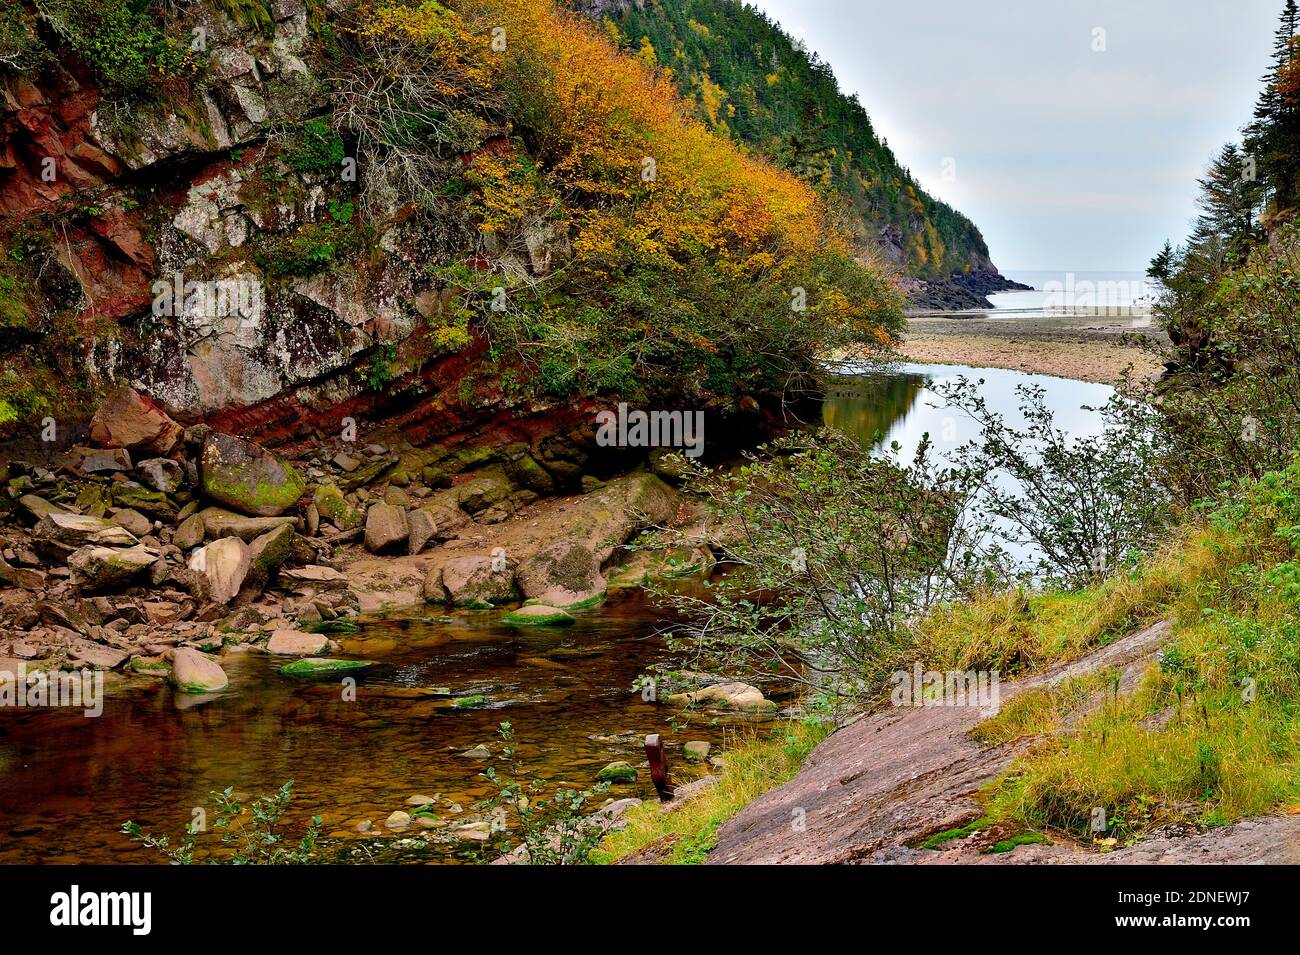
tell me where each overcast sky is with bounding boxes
[750,0,1283,272]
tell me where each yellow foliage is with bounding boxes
[634,35,657,68]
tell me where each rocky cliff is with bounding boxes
[0,0,899,464]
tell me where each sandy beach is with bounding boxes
[899,311,1168,385]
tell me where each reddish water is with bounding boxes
[0,588,742,863]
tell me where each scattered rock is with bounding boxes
[69,544,157,591]
[66,446,132,473]
[17,494,69,522]
[450,820,491,841]
[34,512,138,549]
[456,470,512,515]
[169,647,229,693]
[313,483,363,530]
[67,639,128,670]
[0,556,47,590]
[265,629,329,656]
[173,513,205,550]
[244,523,294,591]
[136,457,184,493]
[108,508,152,538]
[197,507,295,541]
[279,565,348,590]
[459,744,492,759]
[385,811,411,830]
[665,682,777,713]
[683,741,712,762]
[363,502,409,554]
[407,508,436,555]
[278,657,378,679]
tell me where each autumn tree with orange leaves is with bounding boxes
[335,0,903,406]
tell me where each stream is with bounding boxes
[0,362,1116,864]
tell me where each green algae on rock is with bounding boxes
[278,657,378,678]
[200,432,306,517]
[502,604,576,627]
[596,760,637,783]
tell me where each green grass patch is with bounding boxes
[591,719,832,865]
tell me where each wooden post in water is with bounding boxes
[645,733,674,802]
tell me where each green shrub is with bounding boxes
[285,120,345,175]
[39,0,191,95]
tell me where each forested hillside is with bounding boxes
[577,0,1001,282]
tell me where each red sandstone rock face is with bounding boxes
[1,64,156,326]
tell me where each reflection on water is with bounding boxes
[822,368,927,448]
[0,589,734,864]
[824,362,1117,568]
[824,361,1115,462]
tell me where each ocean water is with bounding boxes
[989,269,1157,314]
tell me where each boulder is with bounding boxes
[0,556,46,591]
[456,469,513,515]
[502,604,575,627]
[197,507,296,541]
[69,545,157,591]
[664,682,777,713]
[173,513,206,550]
[200,432,306,517]
[17,494,69,522]
[266,629,330,656]
[427,555,516,608]
[67,638,128,670]
[407,509,436,555]
[243,523,294,592]
[90,386,182,454]
[596,761,637,783]
[110,483,174,518]
[136,457,184,493]
[363,502,409,554]
[515,539,605,609]
[192,536,250,605]
[34,512,139,549]
[503,450,555,495]
[313,483,363,530]
[108,508,152,538]
[169,647,228,693]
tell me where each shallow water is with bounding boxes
[1,361,1112,864]
[825,361,1118,574]
[825,361,1115,458]
[0,588,732,864]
